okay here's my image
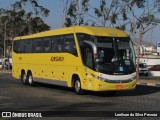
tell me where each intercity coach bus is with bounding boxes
[12,26,137,94]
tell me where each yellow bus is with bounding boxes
[12,26,137,94]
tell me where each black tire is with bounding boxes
[21,71,28,85]
[73,77,84,95]
[27,72,34,86]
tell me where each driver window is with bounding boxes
[85,48,93,69]
[96,50,104,63]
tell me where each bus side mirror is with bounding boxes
[83,40,97,59]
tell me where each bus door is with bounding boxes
[82,41,97,89]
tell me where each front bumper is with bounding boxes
[84,78,137,91]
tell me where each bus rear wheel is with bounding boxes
[21,71,28,85]
[27,72,34,86]
[73,77,84,95]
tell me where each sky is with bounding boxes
[0,0,64,28]
[0,0,160,45]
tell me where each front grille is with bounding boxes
[104,79,133,83]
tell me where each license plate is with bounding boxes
[115,85,123,89]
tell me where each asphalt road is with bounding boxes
[0,73,160,120]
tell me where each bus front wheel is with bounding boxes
[73,77,84,95]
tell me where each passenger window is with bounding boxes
[35,39,42,53]
[51,37,56,52]
[55,36,64,52]
[13,41,20,53]
[25,40,32,53]
[13,40,28,53]
[17,41,25,53]
[43,37,51,52]
[76,33,92,47]
[64,34,77,55]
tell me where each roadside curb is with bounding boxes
[0,70,12,74]
[137,82,160,87]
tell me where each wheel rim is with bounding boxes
[22,74,26,83]
[75,80,81,93]
[28,75,32,84]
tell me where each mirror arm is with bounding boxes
[83,40,97,58]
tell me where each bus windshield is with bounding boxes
[95,37,136,75]
[77,34,136,75]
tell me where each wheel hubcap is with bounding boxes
[23,74,26,83]
[75,80,80,92]
[28,75,32,84]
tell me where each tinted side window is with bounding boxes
[34,39,42,53]
[25,40,32,53]
[19,41,25,53]
[51,37,56,52]
[13,41,20,53]
[14,35,78,53]
[22,41,26,53]
[54,36,64,52]
[64,34,77,55]
[76,33,92,47]
[42,37,51,52]
[13,40,25,53]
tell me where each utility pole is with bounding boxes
[102,0,105,27]
[4,21,7,59]
[62,0,65,27]
[76,0,80,25]
[131,1,139,81]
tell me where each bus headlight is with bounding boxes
[91,74,136,83]
[130,76,136,80]
[91,74,108,82]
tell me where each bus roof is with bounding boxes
[14,26,129,40]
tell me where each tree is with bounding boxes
[125,0,160,80]
[94,0,129,30]
[104,0,160,80]
[131,0,160,44]
[12,0,49,17]
[0,0,50,58]
[64,0,89,27]
[0,0,50,38]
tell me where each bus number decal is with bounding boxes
[50,56,64,62]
